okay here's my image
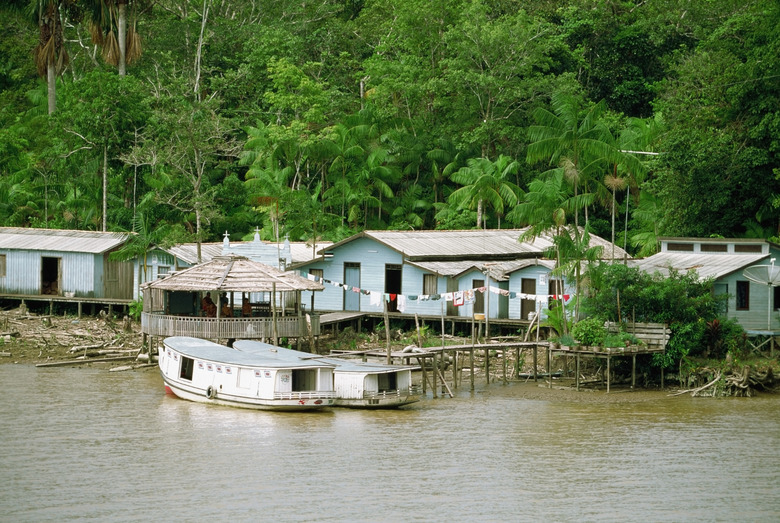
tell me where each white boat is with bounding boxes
[233,340,421,408]
[160,336,337,411]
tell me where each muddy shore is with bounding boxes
[2,307,775,403]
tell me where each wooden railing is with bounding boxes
[363,386,421,399]
[274,391,338,400]
[141,312,320,339]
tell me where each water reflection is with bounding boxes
[1,365,779,522]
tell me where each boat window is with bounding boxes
[180,356,194,380]
[292,369,317,391]
[378,372,397,392]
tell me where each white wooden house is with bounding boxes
[291,229,625,321]
[631,237,780,331]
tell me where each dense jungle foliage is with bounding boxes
[1,0,779,255]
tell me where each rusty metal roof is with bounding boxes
[0,227,129,254]
[142,255,324,293]
[630,252,769,280]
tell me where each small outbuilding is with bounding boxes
[141,255,324,347]
[0,227,133,309]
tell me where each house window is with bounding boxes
[736,281,750,311]
[667,243,694,252]
[734,244,762,253]
[309,268,323,281]
[774,287,780,311]
[158,266,170,276]
[0,254,5,277]
[423,274,437,295]
[701,244,728,253]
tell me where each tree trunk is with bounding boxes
[195,206,202,263]
[118,2,127,76]
[102,144,108,232]
[47,61,56,115]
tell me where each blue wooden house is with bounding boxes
[0,227,133,301]
[632,237,780,331]
[291,229,624,320]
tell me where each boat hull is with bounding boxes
[162,374,334,411]
[333,394,420,409]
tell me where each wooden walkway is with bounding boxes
[330,340,550,398]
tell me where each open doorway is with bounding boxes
[385,264,402,312]
[41,257,61,295]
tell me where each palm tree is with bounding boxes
[526,91,619,228]
[509,168,594,327]
[82,0,144,75]
[449,155,522,229]
[29,0,72,114]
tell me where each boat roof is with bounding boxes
[233,340,414,374]
[164,337,335,369]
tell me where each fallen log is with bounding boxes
[69,343,106,353]
[35,355,137,367]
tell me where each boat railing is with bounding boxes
[142,312,320,339]
[362,385,421,399]
[274,391,338,400]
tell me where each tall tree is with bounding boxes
[526,91,619,228]
[29,0,73,114]
[449,155,521,229]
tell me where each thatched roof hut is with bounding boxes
[142,255,324,293]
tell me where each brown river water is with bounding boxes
[1,364,779,522]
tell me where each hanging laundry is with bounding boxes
[369,291,382,308]
[453,291,464,306]
[397,295,407,312]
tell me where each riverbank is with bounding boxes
[0,306,143,365]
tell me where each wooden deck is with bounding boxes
[0,293,132,316]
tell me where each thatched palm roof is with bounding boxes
[141,256,323,293]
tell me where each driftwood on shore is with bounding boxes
[669,365,776,397]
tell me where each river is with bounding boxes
[1,364,779,522]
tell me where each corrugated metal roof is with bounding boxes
[409,258,556,281]
[365,229,539,259]
[320,228,629,262]
[163,243,224,265]
[0,227,129,254]
[164,241,332,266]
[630,252,769,280]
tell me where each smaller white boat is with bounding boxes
[234,340,421,408]
[160,336,337,411]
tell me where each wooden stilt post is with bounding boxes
[576,353,580,391]
[631,354,636,389]
[502,348,507,384]
[547,344,551,388]
[607,355,611,393]
[485,345,490,384]
[470,347,475,391]
[77,302,82,319]
[432,352,438,398]
[534,300,540,382]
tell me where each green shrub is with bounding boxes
[571,317,607,346]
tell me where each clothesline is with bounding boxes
[306,273,572,312]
